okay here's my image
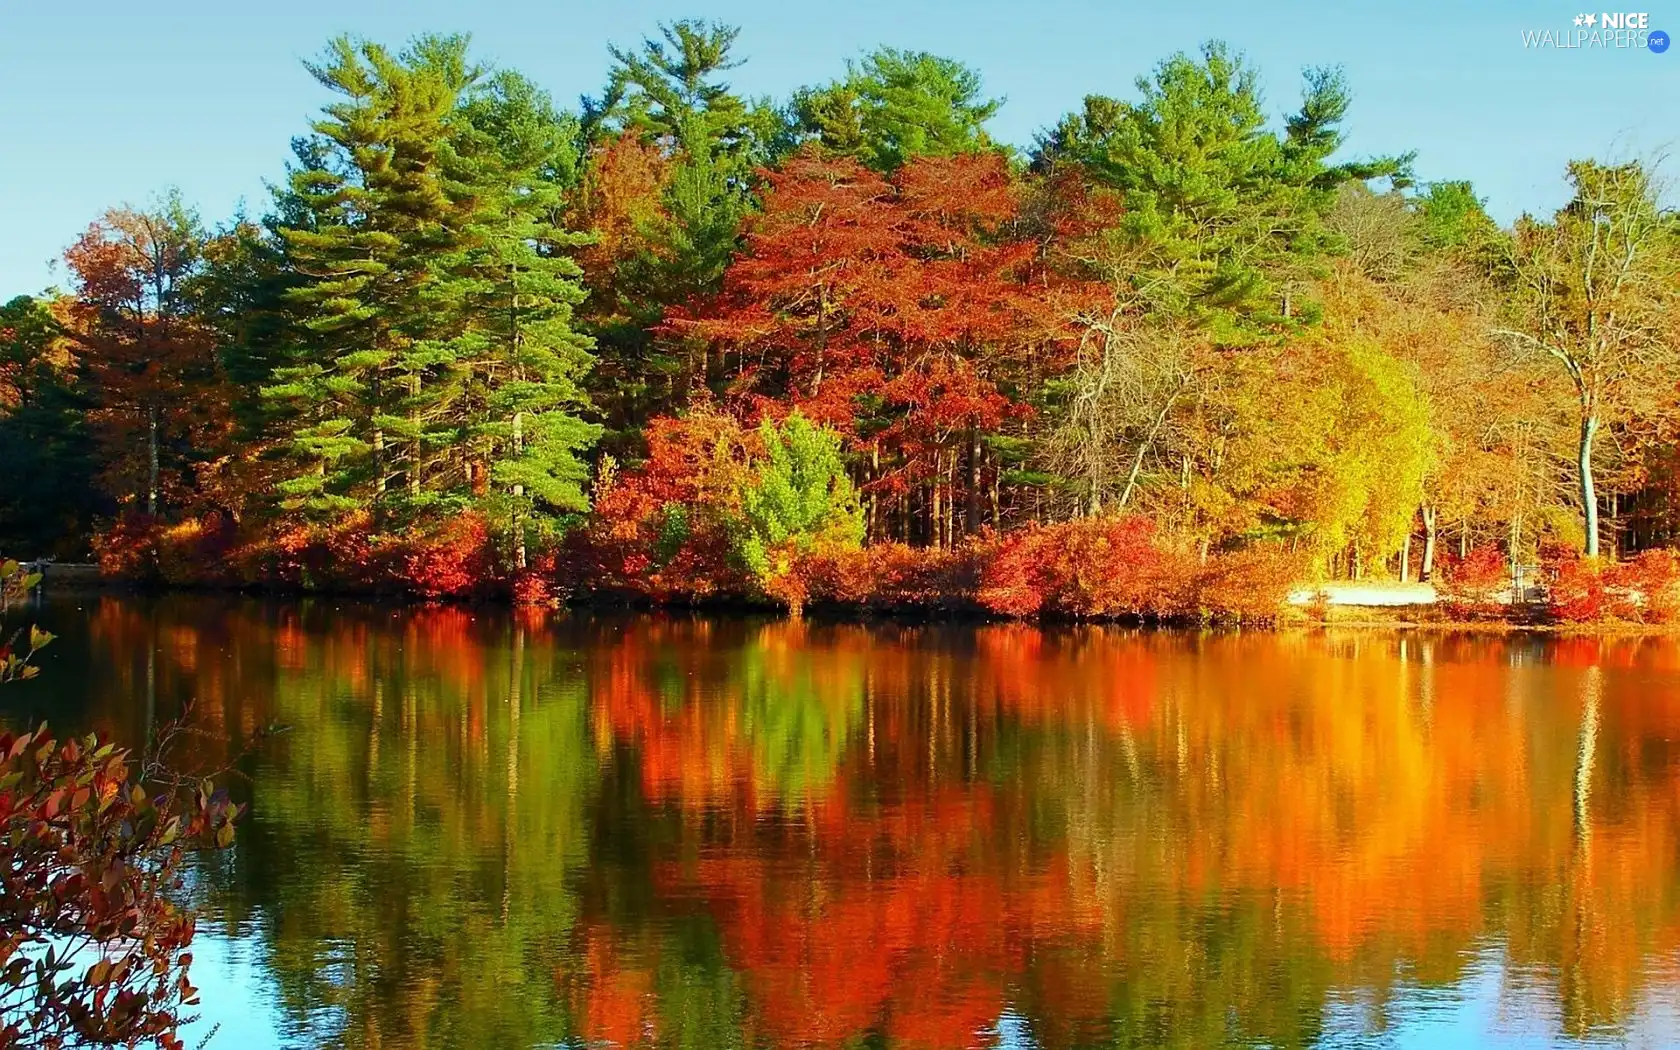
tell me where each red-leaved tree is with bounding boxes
[672,149,1101,546]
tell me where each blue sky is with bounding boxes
[1,0,1674,295]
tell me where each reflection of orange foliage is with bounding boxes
[56,602,1680,1043]
[568,928,657,1047]
[662,787,1102,1049]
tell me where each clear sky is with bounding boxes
[1,0,1674,296]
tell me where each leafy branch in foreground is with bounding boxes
[1,559,244,1049]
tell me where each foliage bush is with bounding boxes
[93,510,505,600]
[1,728,241,1049]
[978,517,1190,618]
[733,412,864,576]
[1188,546,1306,621]
[1435,544,1511,618]
[1610,550,1680,624]
[1543,547,1680,624]
[396,515,495,600]
[794,541,984,612]
[0,574,242,1049]
[569,408,867,613]
[92,513,165,583]
[569,409,755,603]
[974,516,1299,622]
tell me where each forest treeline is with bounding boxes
[2,23,1679,618]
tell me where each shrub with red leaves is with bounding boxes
[794,541,984,612]
[0,727,241,1050]
[565,410,757,603]
[1607,549,1680,623]
[978,517,1193,619]
[1189,546,1305,621]
[1543,551,1607,623]
[92,513,164,582]
[1436,544,1512,618]
[1549,548,1680,624]
[398,514,495,600]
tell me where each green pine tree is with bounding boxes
[435,70,602,565]
[1037,42,1410,342]
[261,34,482,519]
[734,411,864,580]
[793,47,1002,171]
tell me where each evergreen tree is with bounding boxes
[0,296,105,555]
[793,48,1002,171]
[734,411,864,579]
[1038,42,1410,341]
[433,70,601,564]
[262,34,482,518]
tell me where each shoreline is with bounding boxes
[21,575,1680,636]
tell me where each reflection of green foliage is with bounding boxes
[650,921,752,1049]
[16,602,1680,1048]
[732,628,864,803]
[195,617,600,1047]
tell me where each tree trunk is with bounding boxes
[409,372,423,498]
[1607,491,1619,560]
[945,456,956,548]
[867,441,880,544]
[512,411,526,571]
[1509,511,1524,602]
[929,471,941,550]
[1399,530,1412,583]
[1119,383,1184,512]
[146,404,159,517]
[965,428,981,536]
[1421,505,1438,581]
[1579,413,1600,557]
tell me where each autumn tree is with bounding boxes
[1323,183,1567,578]
[677,149,1086,545]
[1496,160,1680,556]
[570,134,674,444]
[61,195,224,520]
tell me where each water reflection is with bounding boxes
[5,597,1680,1048]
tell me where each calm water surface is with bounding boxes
[5,596,1680,1049]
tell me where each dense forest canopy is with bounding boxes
[2,23,1678,613]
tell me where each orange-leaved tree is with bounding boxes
[61,196,228,522]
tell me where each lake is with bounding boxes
[4,595,1680,1049]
